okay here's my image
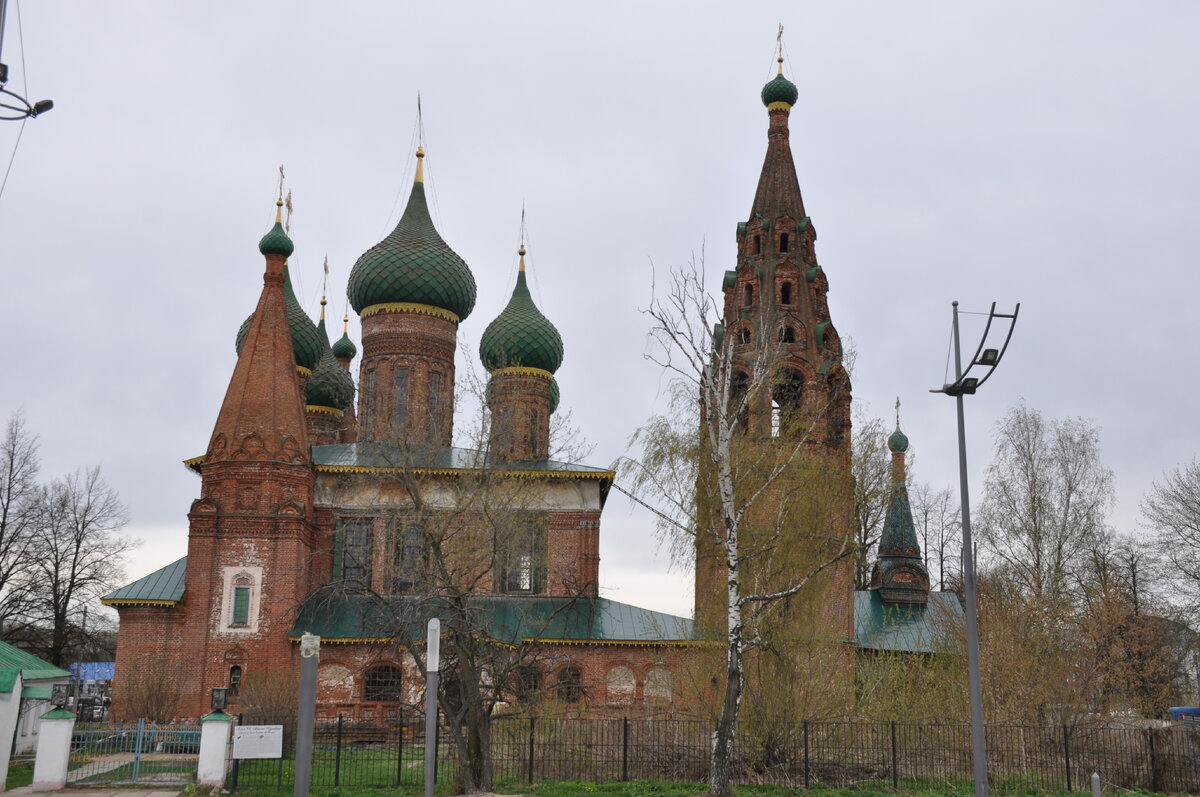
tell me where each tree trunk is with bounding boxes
[709,633,742,797]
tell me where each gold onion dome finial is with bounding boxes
[479,242,564,375]
[415,146,425,183]
[346,141,477,319]
[762,34,799,109]
[259,198,294,257]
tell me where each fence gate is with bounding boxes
[67,718,201,785]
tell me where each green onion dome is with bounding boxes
[259,201,295,257]
[761,57,799,108]
[236,263,323,372]
[307,315,355,411]
[549,377,560,414]
[479,249,564,374]
[888,426,909,454]
[332,314,357,360]
[346,148,476,320]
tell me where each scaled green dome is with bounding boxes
[888,427,909,454]
[347,169,476,320]
[761,73,799,108]
[307,317,355,411]
[332,327,357,360]
[549,377,560,414]
[236,264,323,372]
[479,267,564,375]
[259,217,295,258]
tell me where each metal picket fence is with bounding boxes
[67,718,201,785]
[221,712,1200,793]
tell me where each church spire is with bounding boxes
[869,412,930,605]
[751,40,806,222]
[205,199,310,466]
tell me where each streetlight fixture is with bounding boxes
[0,0,54,121]
[932,300,1019,797]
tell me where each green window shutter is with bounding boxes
[333,520,344,580]
[232,586,250,625]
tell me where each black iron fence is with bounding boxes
[229,712,1200,794]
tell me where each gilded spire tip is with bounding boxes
[518,245,526,272]
[415,146,425,184]
[275,199,283,224]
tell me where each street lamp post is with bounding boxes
[934,300,1019,797]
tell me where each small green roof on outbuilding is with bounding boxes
[0,640,70,682]
[853,590,963,654]
[102,556,187,607]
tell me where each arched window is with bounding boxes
[729,372,750,434]
[514,667,543,701]
[743,284,754,307]
[773,368,805,435]
[780,233,789,253]
[780,281,793,305]
[394,367,408,433]
[752,235,761,255]
[229,666,242,696]
[738,325,751,345]
[556,666,583,703]
[778,326,795,344]
[364,665,403,702]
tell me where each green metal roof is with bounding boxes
[0,640,70,681]
[236,264,323,372]
[23,686,52,700]
[259,219,295,258]
[480,269,564,375]
[347,179,476,320]
[853,591,962,654]
[102,556,187,607]
[312,442,612,478]
[0,668,17,693]
[288,594,695,646]
[307,316,355,411]
[761,73,799,107]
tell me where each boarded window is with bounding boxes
[606,666,635,706]
[645,667,673,704]
[343,518,374,586]
[392,524,426,593]
[394,367,408,434]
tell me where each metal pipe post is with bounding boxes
[953,301,989,797]
[425,618,441,797]
[294,632,320,797]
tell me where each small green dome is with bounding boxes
[307,318,355,411]
[332,325,357,360]
[549,377,560,414]
[888,427,909,454]
[761,73,798,108]
[236,264,323,372]
[259,210,295,257]
[347,160,476,320]
[479,262,564,374]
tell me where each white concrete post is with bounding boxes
[0,672,23,792]
[31,708,76,791]
[197,711,234,787]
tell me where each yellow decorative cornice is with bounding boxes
[315,464,614,482]
[101,598,179,608]
[288,635,399,645]
[767,101,792,112]
[491,366,553,380]
[361,302,459,323]
[306,405,344,417]
[526,638,708,648]
[296,365,313,378]
[183,456,204,469]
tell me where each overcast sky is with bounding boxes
[2,2,1198,622]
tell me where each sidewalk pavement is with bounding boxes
[5,789,184,797]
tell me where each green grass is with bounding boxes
[229,778,1175,797]
[5,761,33,789]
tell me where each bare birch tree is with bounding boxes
[0,412,39,635]
[1141,457,1200,617]
[620,258,855,797]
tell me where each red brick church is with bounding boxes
[104,57,960,723]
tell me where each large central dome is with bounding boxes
[346,149,477,320]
